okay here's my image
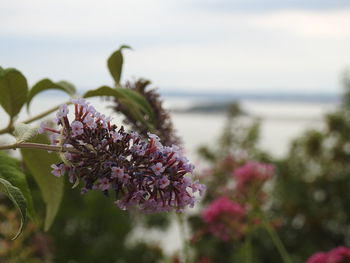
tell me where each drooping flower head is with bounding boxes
[112,78,181,146]
[202,196,246,241]
[39,98,205,213]
[307,246,350,263]
[233,161,274,194]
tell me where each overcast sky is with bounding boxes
[1,0,350,94]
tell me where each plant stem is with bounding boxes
[0,102,70,135]
[176,213,191,263]
[0,118,13,135]
[0,142,78,153]
[244,236,253,263]
[0,125,11,135]
[261,215,293,263]
[23,102,71,125]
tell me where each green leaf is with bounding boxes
[21,134,64,231]
[107,45,131,84]
[0,68,28,117]
[84,86,156,130]
[13,123,38,142]
[0,178,27,240]
[0,151,35,222]
[120,88,156,123]
[27,78,76,110]
[56,80,76,94]
[83,85,122,98]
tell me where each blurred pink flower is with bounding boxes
[307,246,350,263]
[202,196,246,241]
[233,161,274,192]
[307,252,328,263]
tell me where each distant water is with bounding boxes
[164,98,336,159]
[0,95,338,161]
[160,90,339,103]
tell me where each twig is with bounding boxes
[0,118,13,135]
[176,213,191,263]
[260,213,293,263]
[0,102,70,135]
[0,142,78,153]
[23,102,71,124]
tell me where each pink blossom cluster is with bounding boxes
[40,98,205,213]
[307,246,350,263]
[233,161,274,193]
[202,196,246,241]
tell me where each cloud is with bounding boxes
[251,10,350,37]
[2,0,350,39]
[184,0,350,12]
[0,0,169,37]
[1,1,350,93]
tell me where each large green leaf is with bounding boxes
[84,86,156,130]
[107,45,131,84]
[0,151,35,220]
[21,134,64,231]
[0,68,28,117]
[120,88,156,123]
[0,178,27,240]
[27,78,76,110]
[84,85,124,99]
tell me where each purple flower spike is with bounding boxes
[157,176,170,189]
[56,104,69,119]
[111,167,124,178]
[151,162,165,175]
[95,178,110,191]
[38,122,47,134]
[51,163,65,177]
[111,131,123,142]
[46,98,205,213]
[71,121,84,137]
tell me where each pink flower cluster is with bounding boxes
[307,246,350,263]
[202,197,246,241]
[40,98,205,213]
[233,161,274,193]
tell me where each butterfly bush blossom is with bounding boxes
[233,161,274,194]
[307,246,350,263]
[202,196,246,241]
[39,98,205,213]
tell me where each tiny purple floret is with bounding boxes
[71,120,84,136]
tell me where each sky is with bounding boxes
[1,0,350,94]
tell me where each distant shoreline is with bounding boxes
[35,89,341,104]
[160,91,340,103]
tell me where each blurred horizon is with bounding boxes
[34,88,341,103]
